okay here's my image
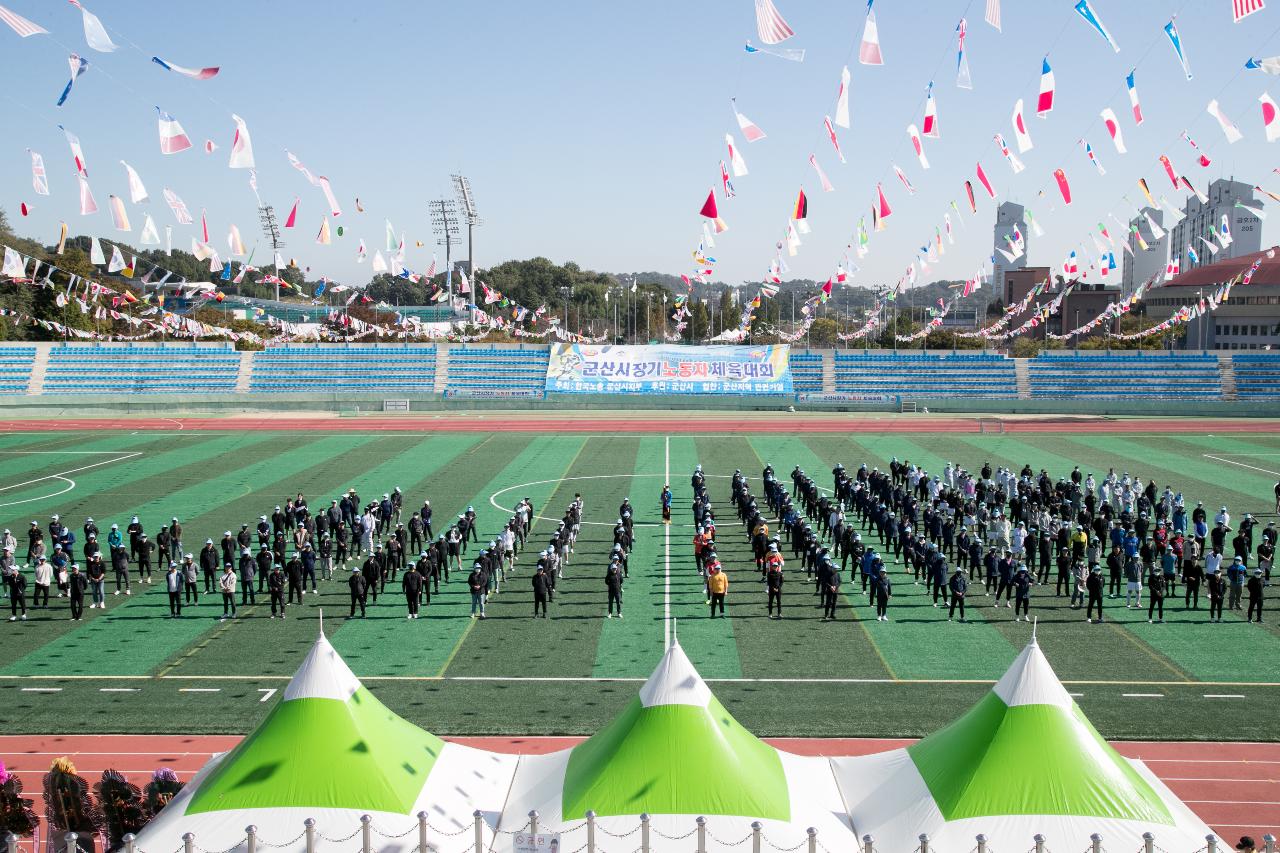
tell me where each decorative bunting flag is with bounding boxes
[834,66,851,128]
[876,183,892,218]
[731,99,766,142]
[28,150,48,196]
[907,124,929,168]
[719,161,736,198]
[725,133,748,177]
[1261,92,1280,142]
[1053,169,1072,205]
[1234,0,1267,23]
[754,0,794,44]
[1206,99,1243,143]
[985,0,1002,31]
[89,237,105,265]
[1237,200,1268,219]
[0,4,47,37]
[56,54,89,107]
[859,0,883,65]
[955,19,972,89]
[1180,130,1212,166]
[1081,141,1105,175]
[1165,18,1191,80]
[1036,58,1055,116]
[1182,175,1208,204]
[699,188,728,232]
[77,175,97,215]
[162,188,192,225]
[139,215,159,245]
[107,244,127,273]
[228,224,245,256]
[1158,154,1179,187]
[1126,70,1143,124]
[201,209,209,244]
[156,108,192,154]
[824,116,846,163]
[150,57,219,79]
[808,155,834,192]
[1246,55,1280,73]
[1138,178,1155,206]
[1145,210,1166,240]
[316,218,331,245]
[285,199,299,228]
[890,164,914,195]
[964,180,976,212]
[923,82,939,136]
[228,114,255,169]
[61,126,88,176]
[1074,0,1119,53]
[120,161,148,203]
[792,188,809,223]
[70,1,116,52]
[1100,108,1127,153]
[203,139,217,155]
[975,162,996,198]
[994,134,1025,173]
[1010,99,1033,152]
[744,41,804,61]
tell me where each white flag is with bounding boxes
[120,160,148,203]
[834,66,851,128]
[139,215,160,245]
[1207,99,1244,143]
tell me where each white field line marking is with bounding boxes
[490,472,730,527]
[162,418,184,431]
[0,451,149,455]
[1203,693,1247,699]
[177,688,220,693]
[1203,454,1280,477]
[664,435,671,651]
[1123,693,1165,698]
[0,476,75,509]
[98,688,139,693]
[258,688,277,703]
[0,452,142,493]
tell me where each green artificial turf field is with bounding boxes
[1,427,1279,740]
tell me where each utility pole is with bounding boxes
[430,199,460,313]
[258,205,284,301]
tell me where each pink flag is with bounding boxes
[754,0,794,44]
[893,164,916,195]
[1100,107,1127,153]
[1053,168,1072,205]
[859,2,883,66]
[1158,154,1179,187]
[975,162,996,198]
[732,99,767,142]
[156,108,192,154]
[0,4,48,37]
[876,183,892,218]
[824,116,846,163]
[1036,58,1055,116]
[922,82,939,136]
[907,124,929,168]
[285,199,299,228]
[77,174,97,215]
[108,194,131,231]
[808,155,834,192]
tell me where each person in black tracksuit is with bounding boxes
[1086,567,1105,623]
[286,554,304,605]
[268,565,287,618]
[605,561,624,618]
[1207,568,1226,622]
[239,551,257,606]
[1247,568,1265,623]
[765,562,784,619]
[948,568,968,621]
[532,564,550,618]
[1147,568,1166,623]
[822,569,840,621]
[872,569,892,620]
[403,566,424,619]
[68,565,86,620]
[347,568,367,617]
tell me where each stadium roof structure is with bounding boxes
[832,636,1213,849]
[1162,246,1280,288]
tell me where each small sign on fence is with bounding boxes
[382,399,411,412]
[512,832,561,853]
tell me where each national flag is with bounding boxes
[150,57,219,79]
[732,99,767,142]
[809,155,834,192]
[28,150,48,196]
[1081,141,1105,175]
[964,180,976,212]
[975,162,996,198]
[994,133,1024,173]
[922,82,939,136]
[792,188,808,221]
[743,41,805,61]
[1010,99,1033,152]
[229,115,255,169]
[834,66,851,128]
[955,18,972,89]
[71,1,116,52]
[1126,70,1143,124]
[56,54,89,107]
[1207,99,1243,143]
[0,5,47,37]
[163,188,192,224]
[1233,0,1265,23]
[121,161,148,203]
[1074,0,1119,53]
[893,164,916,194]
[1158,154,1179,187]
[1036,58,1055,116]
[77,175,97,215]
[1053,168,1072,204]
[824,116,845,163]
[907,124,929,169]
[1180,131,1212,166]
[859,0,883,65]
[754,0,794,44]
[156,108,192,154]
[61,126,88,176]
[139,215,160,245]
[1165,19,1191,80]
[107,195,131,231]
[1261,92,1280,141]
[720,161,736,198]
[985,0,1001,31]
[725,133,748,176]
[1100,107,1127,153]
[1145,210,1166,240]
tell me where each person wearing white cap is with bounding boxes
[106,524,122,552]
[126,515,143,563]
[168,517,183,564]
[136,533,154,584]
[32,555,51,609]
[1,529,15,557]
[5,560,26,621]
[25,522,43,566]
[182,553,199,605]
[1247,567,1265,623]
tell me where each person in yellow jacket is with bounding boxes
[707,564,729,618]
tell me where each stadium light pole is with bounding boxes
[258,205,284,301]
[430,199,460,310]
[451,175,483,284]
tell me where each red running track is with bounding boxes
[0,416,1276,434]
[1,736,1274,841]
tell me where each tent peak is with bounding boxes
[992,637,1072,709]
[282,631,361,702]
[639,640,711,709]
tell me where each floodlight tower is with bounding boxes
[258,204,285,301]
[451,174,483,281]
[430,199,461,305]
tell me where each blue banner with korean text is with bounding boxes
[545,344,793,395]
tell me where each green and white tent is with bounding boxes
[497,640,855,850]
[833,638,1213,850]
[132,630,517,853]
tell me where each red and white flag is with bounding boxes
[1053,168,1072,205]
[732,99,767,142]
[1207,99,1244,143]
[1126,70,1143,125]
[725,133,748,176]
[0,4,47,37]
[876,183,892,218]
[907,124,929,169]
[824,116,846,163]
[975,162,996,198]
[834,66,851,128]
[1261,91,1280,142]
[922,82,939,137]
[859,2,883,65]
[985,0,1001,31]
[893,164,916,195]
[1100,108,1127,153]
[156,108,192,154]
[754,0,794,44]
[808,155,834,192]
[1234,0,1265,23]
[1011,99,1033,152]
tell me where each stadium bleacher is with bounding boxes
[0,346,36,394]
[832,351,1019,398]
[1231,352,1280,399]
[788,351,824,393]
[43,345,239,394]
[1026,352,1222,399]
[250,345,436,392]
[444,346,549,395]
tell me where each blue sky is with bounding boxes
[1,0,1278,290]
